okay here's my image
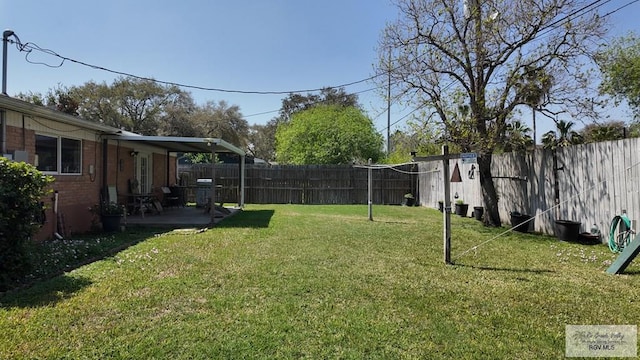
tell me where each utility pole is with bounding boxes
[2,29,14,96]
[2,29,16,156]
[386,50,391,156]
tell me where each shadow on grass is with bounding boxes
[453,263,555,274]
[372,220,420,225]
[0,274,92,308]
[216,210,275,228]
[0,229,158,304]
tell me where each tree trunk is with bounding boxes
[478,154,501,227]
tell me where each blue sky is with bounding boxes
[1,0,639,145]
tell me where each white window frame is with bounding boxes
[35,133,83,175]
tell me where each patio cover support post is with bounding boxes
[102,138,109,200]
[210,143,216,224]
[165,150,170,186]
[239,154,245,207]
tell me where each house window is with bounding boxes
[35,135,58,172]
[35,134,82,174]
[61,138,81,174]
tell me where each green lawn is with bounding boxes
[1,204,639,359]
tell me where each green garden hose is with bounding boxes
[609,212,632,253]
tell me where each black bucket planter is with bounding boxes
[577,232,601,245]
[555,220,581,242]
[510,212,532,233]
[101,214,122,232]
[473,206,484,221]
[455,203,469,217]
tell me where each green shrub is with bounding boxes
[0,157,54,290]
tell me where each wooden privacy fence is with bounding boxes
[177,163,417,205]
[416,137,640,237]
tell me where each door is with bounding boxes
[134,152,153,194]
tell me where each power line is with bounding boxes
[11,37,394,96]
[601,0,640,17]
[8,0,636,123]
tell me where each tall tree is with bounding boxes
[65,77,185,134]
[502,121,533,153]
[247,121,278,162]
[541,120,583,149]
[157,90,200,137]
[278,87,359,124]
[192,100,249,149]
[249,87,362,162]
[596,34,640,119]
[15,85,79,115]
[581,120,627,143]
[275,105,383,165]
[378,0,606,226]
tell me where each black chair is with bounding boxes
[161,186,181,208]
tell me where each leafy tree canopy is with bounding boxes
[14,77,250,149]
[278,87,359,124]
[275,105,383,165]
[248,121,278,162]
[191,100,249,149]
[580,120,628,143]
[596,34,640,118]
[541,120,583,149]
[247,87,362,163]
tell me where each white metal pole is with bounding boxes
[210,144,216,224]
[368,158,373,221]
[443,145,452,264]
[239,154,245,207]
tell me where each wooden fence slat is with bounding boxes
[416,138,640,237]
[177,163,416,205]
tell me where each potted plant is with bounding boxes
[555,219,581,241]
[100,201,124,232]
[454,200,469,217]
[510,211,533,233]
[473,206,484,221]
[403,193,416,207]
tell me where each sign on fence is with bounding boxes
[461,152,477,164]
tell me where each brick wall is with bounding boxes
[5,120,178,241]
[34,137,102,240]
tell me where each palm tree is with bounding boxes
[504,120,534,152]
[516,66,554,145]
[542,120,583,149]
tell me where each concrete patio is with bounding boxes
[122,205,241,228]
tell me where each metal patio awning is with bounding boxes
[106,135,245,156]
[106,134,246,212]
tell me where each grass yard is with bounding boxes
[1,204,639,358]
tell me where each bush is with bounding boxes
[0,157,54,290]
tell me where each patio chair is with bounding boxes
[161,186,180,208]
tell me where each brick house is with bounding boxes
[0,96,245,240]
